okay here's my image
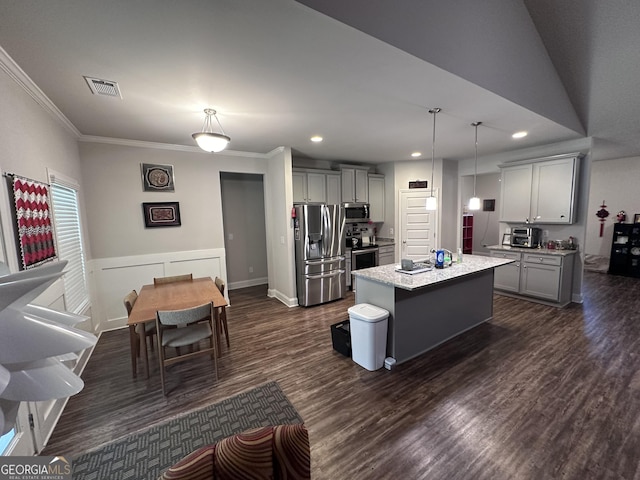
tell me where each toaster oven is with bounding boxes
[511,227,542,248]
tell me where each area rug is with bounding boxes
[71,381,303,480]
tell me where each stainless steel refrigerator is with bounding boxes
[294,204,346,306]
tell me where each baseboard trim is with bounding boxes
[228,277,268,290]
[267,288,298,307]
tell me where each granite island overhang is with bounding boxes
[351,255,515,366]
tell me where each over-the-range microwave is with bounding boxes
[343,203,370,222]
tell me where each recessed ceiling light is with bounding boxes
[310,135,323,143]
[512,131,528,139]
[411,152,422,158]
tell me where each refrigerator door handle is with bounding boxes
[306,257,345,265]
[305,270,345,280]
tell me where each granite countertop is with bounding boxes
[376,240,395,247]
[351,254,514,291]
[486,245,578,256]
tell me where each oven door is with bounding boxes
[352,248,379,270]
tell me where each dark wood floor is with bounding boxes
[43,272,640,479]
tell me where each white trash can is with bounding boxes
[348,303,389,371]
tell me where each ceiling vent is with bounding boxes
[84,76,122,98]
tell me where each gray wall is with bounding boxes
[460,173,501,255]
[0,65,86,270]
[78,142,268,259]
[220,172,268,286]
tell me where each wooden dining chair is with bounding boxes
[153,273,193,285]
[155,302,218,395]
[214,276,230,349]
[124,289,156,359]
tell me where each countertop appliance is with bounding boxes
[511,226,542,248]
[294,204,346,306]
[343,203,370,222]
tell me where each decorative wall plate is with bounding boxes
[141,163,175,192]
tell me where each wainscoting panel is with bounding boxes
[89,249,228,332]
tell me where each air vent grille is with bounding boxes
[84,76,122,98]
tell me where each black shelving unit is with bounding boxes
[609,223,640,277]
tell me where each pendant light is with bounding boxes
[192,108,231,153]
[426,108,441,211]
[468,121,482,210]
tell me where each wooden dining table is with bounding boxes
[127,276,228,379]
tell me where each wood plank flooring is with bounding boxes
[43,272,640,479]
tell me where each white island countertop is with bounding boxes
[351,254,514,291]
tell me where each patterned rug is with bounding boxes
[71,382,303,480]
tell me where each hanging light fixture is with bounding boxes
[469,121,482,210]
[426,108,441,211]
[192,108,231,153]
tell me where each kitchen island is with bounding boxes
[351,255,514,366]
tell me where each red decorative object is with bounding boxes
[596,200,609,237]
[12,175,57,269]
[617,210,626,223]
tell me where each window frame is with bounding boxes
[47,169,90,314]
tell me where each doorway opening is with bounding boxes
[220,173,268,290]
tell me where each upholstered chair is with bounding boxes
[158,424,310,480]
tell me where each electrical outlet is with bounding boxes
[389,227,394,236]
[249,266,253,273]
[228,233,234,240]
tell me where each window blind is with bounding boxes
[49,182,89,314]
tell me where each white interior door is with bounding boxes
[399,189,438,261]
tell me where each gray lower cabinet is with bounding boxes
[491,251,521,292]
[490,249,575,306]
[378,244,394,266]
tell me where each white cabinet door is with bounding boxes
[292,171,307,203]
[355,169,369,203]
[326,173,341,205]
[500,164,532,223]
[491,251,521,292]
[306,172,326,203]
[368,174,385,222]
[531,157,577,224]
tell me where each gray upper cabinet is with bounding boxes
[341,166,369,203]
[500,154,580,224]
[368,174,385,222]
[325,172,341,205]
[293,169,341,204]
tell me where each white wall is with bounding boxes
[265,147,297,306]
[586,155,640,257]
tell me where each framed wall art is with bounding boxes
[141,163,175,192]
[634,213,640,224]
[142,202,181,228]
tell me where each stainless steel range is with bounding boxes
[345,222,379,288]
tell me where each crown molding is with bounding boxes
[0,46,81,137]
[78,135,269,158]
